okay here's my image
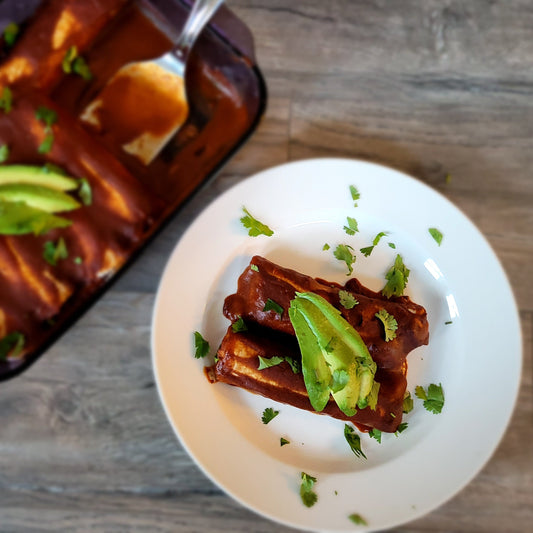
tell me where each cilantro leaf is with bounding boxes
[43,237,68,266]
[231,316,248,332]
[263,298,283,316]
[62,46,93,80]
[360,231,389,257]
[429,227,444,246]
[73,56,93,80]
[360,245,374,257]
[284,356,301,374]
[0,87,13,113]
[258,355,300,374]
[3,22,19,47]
[250,263,259,272]
[322,243,330,251]
[348,513,368,526]
[193,331,209,359]
[35,106,57,128]
[240,207,274,237]
[0,144,9,163]
[257,355,284,370]
[402,390,414,414]
[415,383,445,414]
[381,254,410,298]
[330,368,349,393]
[300,472,318,507]
[261,407,279,424]
[395,422,408,436]
[375,309,398,342]
[349,185,360,207]
[339,289,358,309]
[344,424,366,459]
[62,46,78,73]
[280,437,290,446]
[373,231,388,245]
[388,242,396,249]
[0,331,25,360]
[333,244,356,275]
[38,132,54,154]
[343,216,359,235]
[368,428,382,443]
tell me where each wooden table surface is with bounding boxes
[2,1,532,531]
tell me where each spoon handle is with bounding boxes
[174,0,225,60]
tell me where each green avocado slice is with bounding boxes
[0,200,72,235]
[0,165,79,191]
[289,292,378,416]
[288,304,332,412]
[0,183,80,213]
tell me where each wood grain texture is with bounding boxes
[2,0,533,531]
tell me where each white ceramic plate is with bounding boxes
[151,158,521,532]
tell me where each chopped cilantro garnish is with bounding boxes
[62,46,93,80]
[343,216,359,235]
[445,320,453,325]
[0,331,25,360]
[62,46,78,73]
[375,308,398,342]
[333,244,356,275]
[349,185,360,207]
[344,424,366,459]
[263,298,283,316]
[250,263,259,272]
[360,245,374,257]
[339,289,358,309]
[381,254,410,298]
[388,242,396,249]
[402,390,414,414]
[38,132,54,154]
[348,513,368,526]
[429,227,444,246]
[300,472,318,507]
[78,178,92,206]
[240,206,274,237]
[231,316,248,333]
[330,368,349,393]
[73,256,83,265]
[257,355,284,369]
[35,106,58,154]
[322,243,330,251]
[0,144,9,163]
[43,237,68,266]
[3,22,19,47]
[258,355,300,374]
[0,87,13,113]
[193,331,209,359]
[35,106,57,128]
[368,428,382,443]
[395,422,408,436]
[415,383,445,414]
[280,437,290,446]
[360,231,389,257]
[261,407,279,424]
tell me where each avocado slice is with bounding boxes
[0,183,80,213]
[289,292,378,416]
[0,200,72,235]
[0,165,78,191]
[288,304,332,412]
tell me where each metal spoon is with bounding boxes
[81,0,224,165]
